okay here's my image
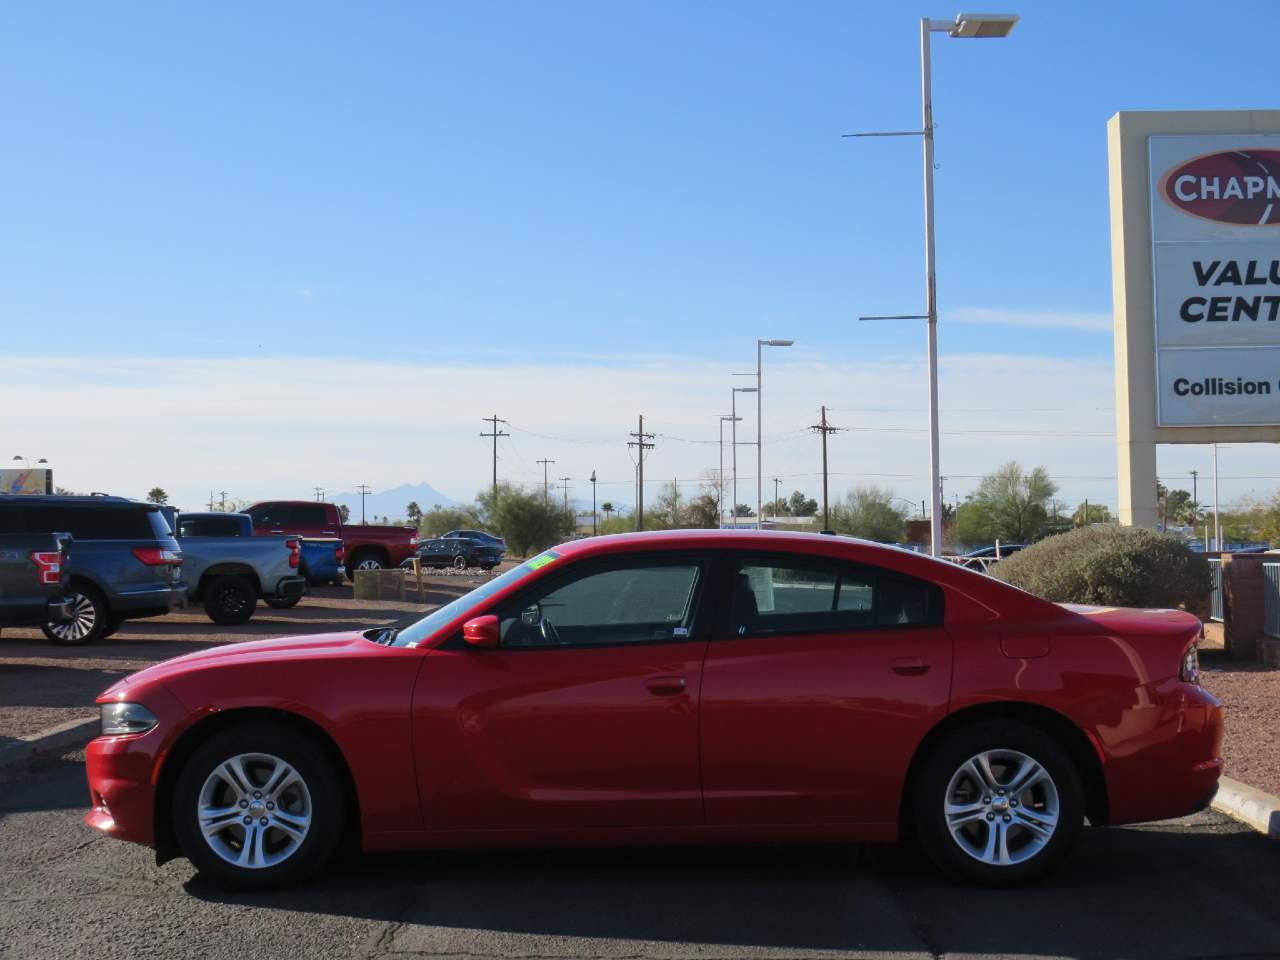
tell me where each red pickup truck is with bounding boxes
[244,501,419,578]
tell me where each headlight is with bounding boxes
[1180,644,1201,685]
[100,702,159,736]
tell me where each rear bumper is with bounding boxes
[111,584,187,615]
[273,576,308,599]
[1099,679,1225,826]
[46,596,74,623]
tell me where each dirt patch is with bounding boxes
[1201,651,1280,798]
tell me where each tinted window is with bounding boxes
[0,504,26,535]
[247,505,287,526]
[730,557,936,637]
[292,505,327,526]
[178,516,243,537]
[22,505,156,540]
[500,563,703,648]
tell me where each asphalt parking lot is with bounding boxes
[1,744,1277,960]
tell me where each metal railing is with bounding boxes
[1264,562,1280,638]
[1207,558,1223,622]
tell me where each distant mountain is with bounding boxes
[332,482,459,523]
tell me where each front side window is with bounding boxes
[730,557,936,637]
[499,562,704,648]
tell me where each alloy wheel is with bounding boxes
[943,748,1060,866]
[197,752,312,869]
[355,558,381,571]
[47,591,96,643]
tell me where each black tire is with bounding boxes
[451,555,466,570]
[42,584,110,646]
[913,719,1083,886]
[346,551,384,579]
[265,595,302,610]
[203,576,257,625]
[172,722,344,889]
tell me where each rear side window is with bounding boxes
[292,505,327,526]
[20,505,157,540]
[730,557,939,638]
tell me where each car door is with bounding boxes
[411,554,712,830]
[700,552,952,827]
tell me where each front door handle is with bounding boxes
[270,529,284,534]
[645,675,688,696]
[890,656,930,676]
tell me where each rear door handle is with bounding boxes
[645,675,688,696]
[890,656,930,676]
[270,529,284,534]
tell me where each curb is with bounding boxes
[0,716,98,771]
[1211,775,1280,839]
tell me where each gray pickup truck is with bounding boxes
[172,512,308,625]
[0,532,74,630]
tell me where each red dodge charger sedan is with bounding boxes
[85,531,1223,888]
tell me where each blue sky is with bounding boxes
[5,1,1280,515]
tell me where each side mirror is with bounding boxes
[462,614,500,649]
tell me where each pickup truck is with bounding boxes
[0,532,73,631]
[173,512,308,624]
[244,500,419,578]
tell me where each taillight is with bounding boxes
[1180,642,1201,685]
[409,534,420,546]
[286,538,300,568]
[132,547,182,566]
[335,545,345,562]
[30,551,62,585]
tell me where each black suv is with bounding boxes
[0,496,186,644]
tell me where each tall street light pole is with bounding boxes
[848,11,1018,557]
[590,470,598,535]
[718,414,740,528]
[756,338,794,524]
[731,386,756,526]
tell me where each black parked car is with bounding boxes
[406,536,504,571]
[443,529,506,554]
[0,495,186,644]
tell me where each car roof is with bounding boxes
[0,494,148,507]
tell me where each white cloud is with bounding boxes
[949,306,1112,332]
[8,351,1270,517]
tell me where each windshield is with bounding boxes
[387,550,562,648]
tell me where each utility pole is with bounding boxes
[208,490,215,511]
[810,406,839,533]
[590,470,598,535]
[1212,444,1221,551]
[480,415,509,506]
[672,477,680,526]
[219,490,227,511]
[536,459,555,505]
[559,476,571,515]
[313,486,325,502]
[772,477,781,519]
[356,484,371,524]
[1190,469,1199,537]
[628,415,654,531]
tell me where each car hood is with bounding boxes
[103,631,374,697]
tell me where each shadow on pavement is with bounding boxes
[182,821,1280,958]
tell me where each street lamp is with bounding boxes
[848,11,1018,557]
[757,339,794,524]
[731,386,757,527]
[11,456,48,468]
[590,470,598,536]
[718,414,741,528]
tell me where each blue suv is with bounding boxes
[0,495,186,644]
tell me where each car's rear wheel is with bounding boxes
[42,585,110,646]
[913,720,1083,885]
[346,552,384,579]
[173,723,343,888]
[203,576,257,625]
[264,595,302,610]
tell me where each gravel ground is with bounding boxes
[1201,649,1280,797]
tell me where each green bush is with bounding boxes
[991,524,1211,611]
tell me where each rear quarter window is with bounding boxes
[24,506,159,540]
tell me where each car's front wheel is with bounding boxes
[173,723,344,888]
[913,720,1083,885]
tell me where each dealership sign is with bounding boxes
[1151,134,1280,425]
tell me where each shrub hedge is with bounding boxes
[991,524,1211,612]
